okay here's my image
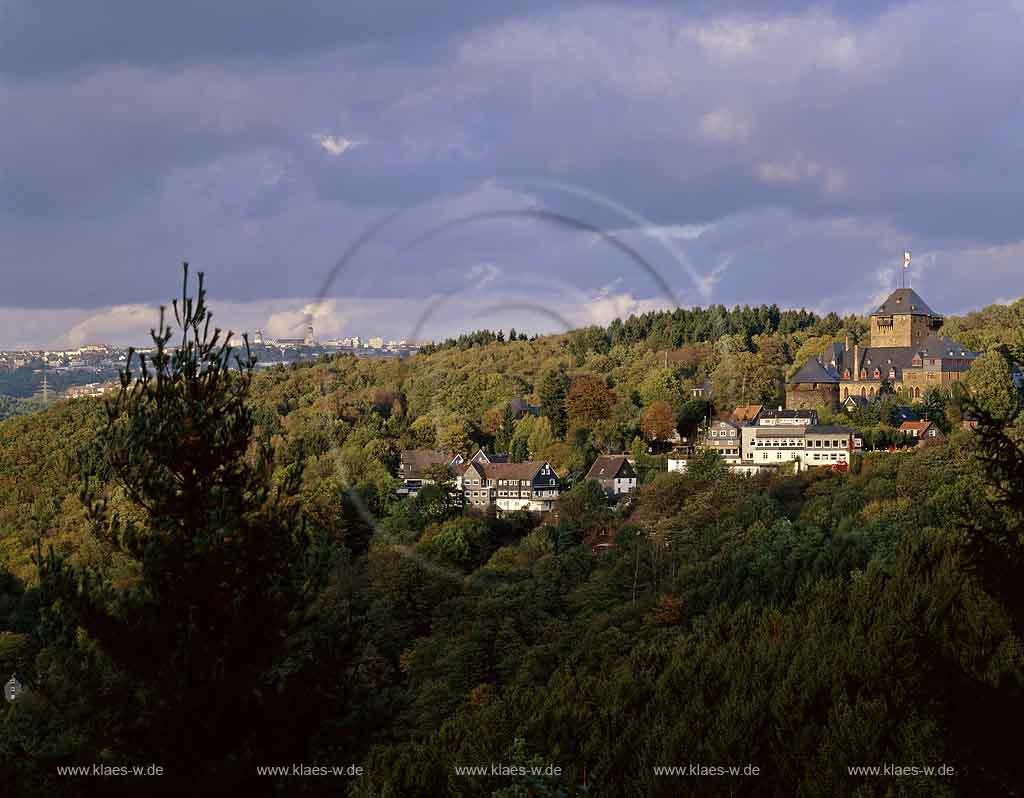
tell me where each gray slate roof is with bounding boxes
[789,358,840,384]
[586,455,637,483]
[872,289,938,317]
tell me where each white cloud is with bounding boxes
[699,109,751,144]
[57,304,156,349]
[755,160,848,195]
[265,299,344,339]
[315,134,358,157]
[468,262,501,288]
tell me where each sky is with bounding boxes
[2,0,1023,349]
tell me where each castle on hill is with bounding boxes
[786,287,978,411]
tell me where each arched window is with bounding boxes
[861,387,867,398]
[869,387,876,397]
[843,387,849,399]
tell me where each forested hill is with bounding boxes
[0,395,42,423]
[0,285,1022,795]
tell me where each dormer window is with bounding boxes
[873,368,881,379]
[843,369,850,379]
[888,368,896,379]
[860,370,867,380]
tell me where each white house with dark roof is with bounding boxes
[460,460,562,512]
[585,455,638,498]
[745,424,861,471]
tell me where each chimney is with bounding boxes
[853,343,860,380]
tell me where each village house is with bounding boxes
[899,420,945,443]
[666,444,694,474]
[730,404,764,425]
[585,455,638,499]
[508,396,540,419]
[745,424,860,471]
[703,419,743,465]
[460,460,562,513]
[397,449,459,494]
[739,409,817,467]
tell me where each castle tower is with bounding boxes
[869,289,943,349]
[786,358,840,412]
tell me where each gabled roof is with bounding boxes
[872,289,938,317]
[915,335,977,359]
[509,396,540,416]
[399,449,453,478]
[586,455,636,482]
[474,460,558,482]
[899,420,936,433]
[731,404,763,424]
[788,358,840,384]
[470,449,509,464]
[759,408,818,421]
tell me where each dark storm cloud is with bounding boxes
[0,1,904,76]
[1,0,1023,346]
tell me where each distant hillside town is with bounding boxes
[391,286,1024,516]
[0,324,419,400]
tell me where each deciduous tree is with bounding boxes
[641,400,677,444]
[566,375,616,429]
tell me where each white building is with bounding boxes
[585,455,638,498]
[746,424,860,471]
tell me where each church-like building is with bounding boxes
[786,288,978,411]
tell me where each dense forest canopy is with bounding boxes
[1,273,1023,796]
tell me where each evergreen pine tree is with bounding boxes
[37,265,330,793]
